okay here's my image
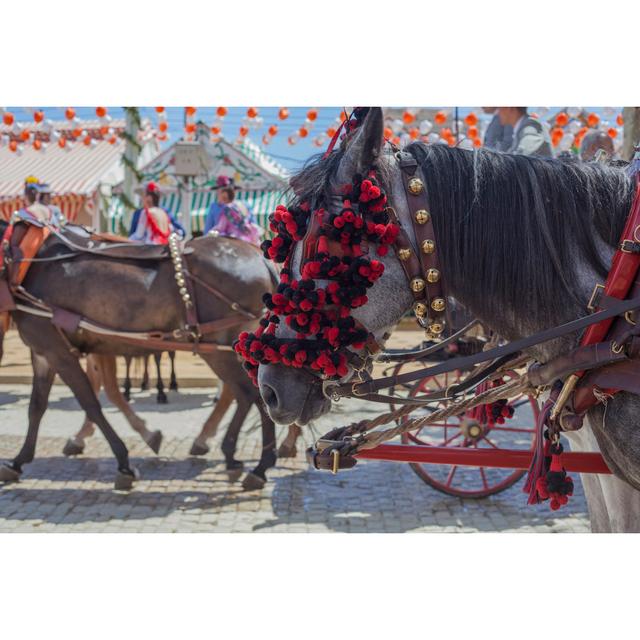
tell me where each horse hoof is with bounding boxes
[277,443,297,459]
[170,382,178,391]
[226,464,245,483]
[156,394,168,405]
[242,472,266,491]
[189,441,210,456]
[114,467,139,491]
[123,390,131,402]
[0,463,20,483]
[62,438,85,457]
[146,430,163,454]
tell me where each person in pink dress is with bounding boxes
[212,183,262,246]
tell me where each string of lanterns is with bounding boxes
[1,107,627,156]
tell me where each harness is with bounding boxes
[241,111,640,510]
[0,219,259,355]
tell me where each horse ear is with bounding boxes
[339,107,385,178]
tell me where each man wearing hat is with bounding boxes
[203,175,232,235]
[129,182,185,244]
[13,176,53,224]
[38,183,65,226]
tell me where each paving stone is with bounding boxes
[0,384,590,533]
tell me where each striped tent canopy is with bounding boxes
[0,119,128,222]
[110,128,289,235]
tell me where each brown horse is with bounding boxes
[0,228,278,490]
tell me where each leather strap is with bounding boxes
[332,293,640,398]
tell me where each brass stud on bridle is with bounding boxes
[413,301,428,318]
[426,268,440,284]
[415,209,430,225]
[431,297,446,312]
[421,239,435,254]
[398,247,412,261]
[408,177,424,195]
[427,322,445,336]
[410,278,426,293]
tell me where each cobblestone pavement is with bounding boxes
[0,384,590,532]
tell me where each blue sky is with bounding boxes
[6,106,622,171]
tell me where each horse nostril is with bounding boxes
[261,384,278,409]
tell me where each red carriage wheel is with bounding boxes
[398,370,539,498]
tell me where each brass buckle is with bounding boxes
[587,284,604,311]
[351,381,367,397]
[331,450,340,475]
[620,239,638,254]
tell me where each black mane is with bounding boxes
[289,140,635,332]
[406,143,634,325]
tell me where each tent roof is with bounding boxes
[135,130,289,193]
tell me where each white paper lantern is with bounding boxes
[459,137,474,150]
[419,119,433,135]
[567,107,581,118]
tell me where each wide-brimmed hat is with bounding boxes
[215,175,233,188]
[24,176,41,191]
[145,181,162,195]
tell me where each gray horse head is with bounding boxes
[258,107,414,424]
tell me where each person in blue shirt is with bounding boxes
[129,182,186,241]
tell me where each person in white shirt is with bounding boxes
[497,107,554,157]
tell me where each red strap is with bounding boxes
[580,179,640,348]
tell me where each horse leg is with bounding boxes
[0,351,55,482]
[277,423,302,458]
[154,353,168,404]
[168,351,178,391]
[140,355,149,391]
[62,354,101,457]
[123,355,132,401]
[219,391,252,482]
[23,329,137,489]
[189,383,234,456]
[98,354,163,455]
[242,401,277,491]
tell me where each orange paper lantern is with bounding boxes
[299,127,309,138]
[33,110,44,123]
[464,113,478,127]
[158,121,168,132]
[392,136,401,146]
[210,125,221,135]
[65,107,76,120]
[216,106,228,118]
[383,127,393,139]
[58,137,67,149]
[339,111,348,122]
[467,125,479,139]
[434,111,447,125]
[239,126,249,137]
[608,127,618,139]
[287,136,297,145]
[268,125,278,136]
[155,107,165,113]
[617,114,624,127]
[99,125,109,136]
[409,128,419,140]
[3,112,14,126]
[440,127,452,139]
[326,127,337,137]
[587,113,600,128]
[555,112,569,127]
[402,111,415,125]
[473,138,482,148]
[9,139,18,152]
[72,127,82,138]
[307,109,318,121]
[185,123,196,134]
[19,129,30,142]
[185,106,197,117]
[247,107,258,118]
[278,108,289,120]
[83,135,92,146]
[96,107,107,118]
[108,136,117,145]
[33,139,42,151]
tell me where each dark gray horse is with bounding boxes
[257,107,640,531]
[0,229,277,490]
